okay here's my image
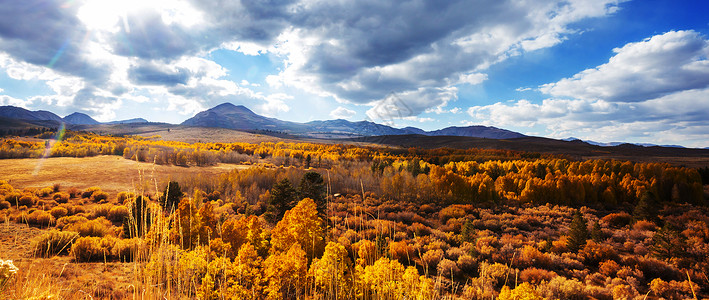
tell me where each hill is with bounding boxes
[0,106,64,122]
[63,112,100,125]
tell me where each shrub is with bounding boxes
[49,206,68,219]
[599,260,620,277]
[52,192,70,203]
[4,191,21,204]
[601,212,632,228]
[26,210,55,227]
[91,191,109,203]
[67,187,79,198]
[116,191,135,204]
[0,201,9,210]
[71,236,117,262]
[18,194,36,207]
[82,187,102,198]
[107,205,129,222]
[56,215,89,228]
[32,230,80,256]
[538,276,586,300]
[520,267,557,285]
[437,258,460,278]
[580,240,618,267]
[439,205,467,222]
[38,187,54,197]
[64,217,114,237]
[91,204,113,219]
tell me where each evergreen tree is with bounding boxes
[461,219,475,243]
[566,210,589,252]
[651,222,687,260]
[123,196,152,238]
[633,191,659,223]
[267,178,298,222]
[590,220,603,242]
[159,181,184,211]
[299,171,326,217]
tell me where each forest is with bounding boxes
[0,130,708,299]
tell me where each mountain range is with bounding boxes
[180,103,525,139]
[0,103,698,149]
[0,106,148,126]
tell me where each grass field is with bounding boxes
[0,156,250,196]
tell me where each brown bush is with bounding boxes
[26,210,55,227]
[421,249,444,272]
[64,217,114,237]
[91,191,109,203]
[32,230,80,256]
[71,236,117,262]
[56,215,89,228]
[580,241,619,267]
[601,212,632,228]
[91,204,113,219]
[82,186,102,198]
[437,258,460,278]
[520,267,557,284]
[107,205,129,222]
[116,191,135,204]
[389,240,414,264]
[50,206,68,219]
[4,191,21,203]
[52,192,70,203]
[67,187,79,198]
[632,220,656,231]
[38,187,54,197]
[439,205,467,222]
[18,194,37,207]
[598,260,620,277]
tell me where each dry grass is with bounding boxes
[0,155,251,195]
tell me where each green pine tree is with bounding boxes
[268,178,298,222]
[566,210,589,252]
[650,222,687,260]
[299,171,326,217]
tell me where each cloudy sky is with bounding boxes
[0,0,708,147]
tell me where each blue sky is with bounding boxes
[1,0,708,147]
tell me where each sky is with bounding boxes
[0,0,708,147]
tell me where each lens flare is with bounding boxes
[33,123,66,175]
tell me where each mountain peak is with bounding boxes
[64,112,100,125]
[211,102,253,114]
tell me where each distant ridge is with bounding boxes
[105,118,149,125]
[0,106,150,126]
[64,112,100,125]
[0,106,64,123]
[182,102,526,139]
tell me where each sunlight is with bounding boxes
[77,0,203,32]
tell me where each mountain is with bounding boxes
[183,103,527,139]
[0,106,64,123]
[564,137,685,148]
[428,126,525,139]
[305,119,408,136]
[105,118,149,124]
[181,103,308,132]
[63,112,100,125]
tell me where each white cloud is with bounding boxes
[0,95,27,107]
[467,87,709,147]
[329,106,356,119]
[540,30,709,102]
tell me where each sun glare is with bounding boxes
[77,0,203,32]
